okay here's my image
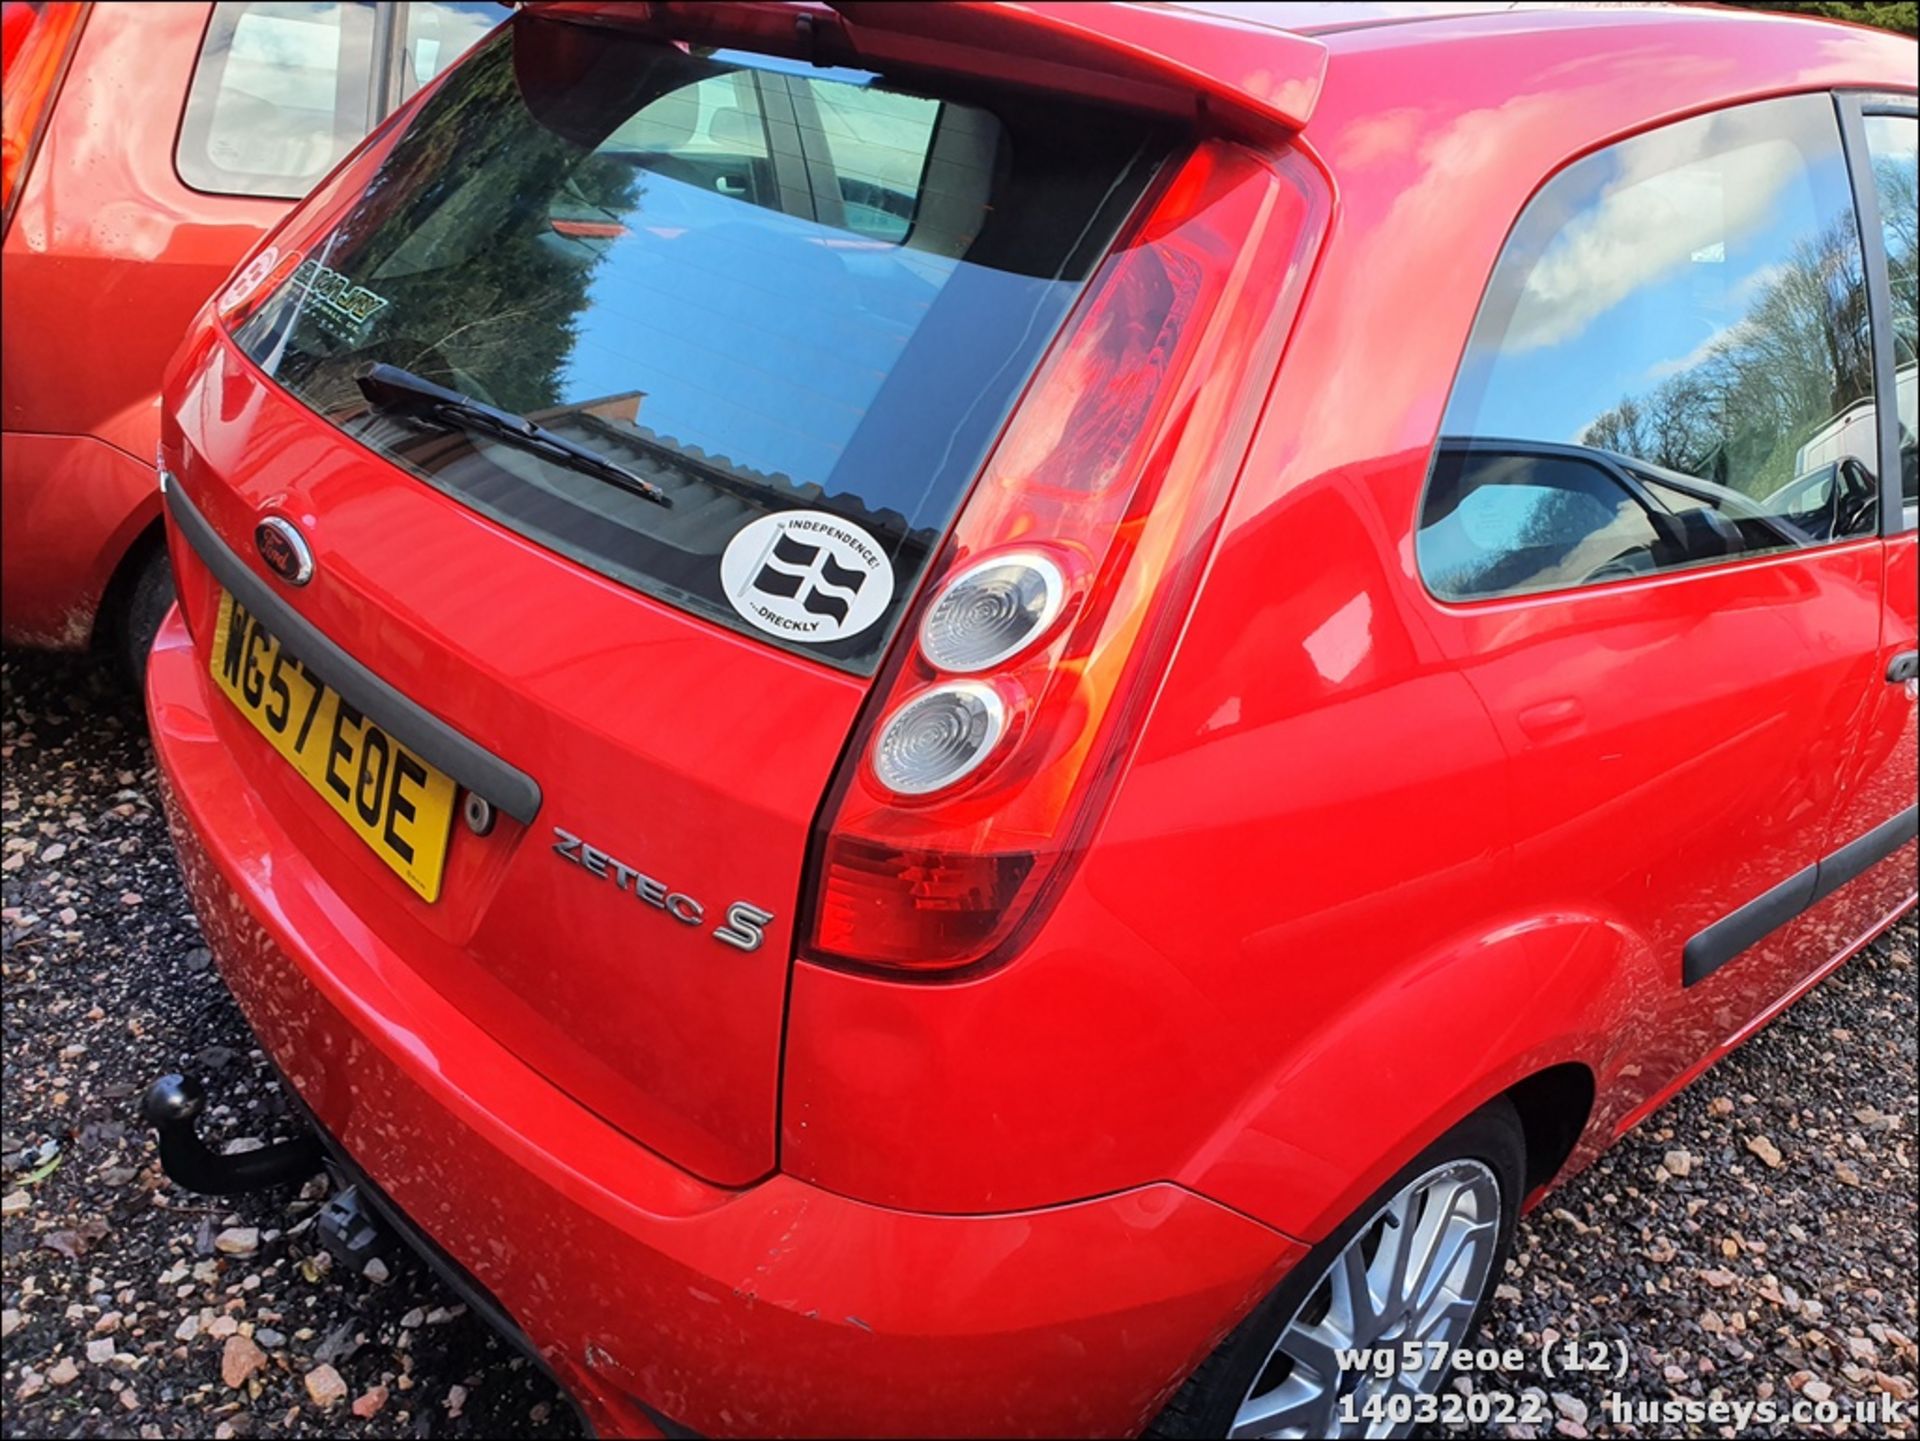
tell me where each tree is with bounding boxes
[1725,3,1917,36]
[1579,207,1874,497]
[277,37,642,416]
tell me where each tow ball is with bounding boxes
[141,1073,325,1195]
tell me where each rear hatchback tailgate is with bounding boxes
[162,3,1173,1183]
[165,395,857,1185]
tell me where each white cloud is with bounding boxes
[1644,317,1759,380]
[1502,109,1800,353]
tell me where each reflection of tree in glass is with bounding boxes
[1876,152,1916,360]
[315,44,641,415]
[1580,207,1871,497]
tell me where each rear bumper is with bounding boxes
[145,606,1300,1439]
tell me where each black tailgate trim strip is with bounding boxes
[164,477,542,824]
[1683,803,1919,987]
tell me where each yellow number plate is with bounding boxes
[209,590,457,902]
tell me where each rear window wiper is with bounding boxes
[356,363,671,508]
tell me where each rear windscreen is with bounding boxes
[234,12,1170,672]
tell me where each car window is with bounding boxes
[807,83,939,242]
[179,2,500,201]
[1420,446,1669,599]
[177,1,377,199]
[1863,112,1917,510]
[231,20,1167,673]
[1421,95,1878,601]
[594,69,942,246]
[396,2,498,103]
[603,70,767,160]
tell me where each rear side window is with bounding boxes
[178,1,496,200]
[233,15,1168,672]
[1421,95,1878,601]
[177,1,377,198]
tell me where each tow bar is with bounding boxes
[141,1073,324,1195]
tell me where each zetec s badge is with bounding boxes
[551,828,773,952]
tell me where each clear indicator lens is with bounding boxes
[872,682,1007,796]
[920,551,1065,673]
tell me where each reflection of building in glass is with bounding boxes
[541,391,646,429]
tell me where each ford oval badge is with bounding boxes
[255,517,313,586]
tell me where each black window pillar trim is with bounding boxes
[1836,89,1917,538]
[161,474,543,826]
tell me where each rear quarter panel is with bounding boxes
[780,10,1916,1237]
[2,2,287,448]
[1,2,286,642]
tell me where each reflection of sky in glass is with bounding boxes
[1456,105,1850,445]
[549,49,1083,516]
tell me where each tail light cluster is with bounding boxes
[1,0,85,233]
[803,140,1328,977]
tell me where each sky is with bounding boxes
[1451,99,1855,447]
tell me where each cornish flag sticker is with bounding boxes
[721,510,895,644]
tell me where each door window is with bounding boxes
[1421,95,1878,601]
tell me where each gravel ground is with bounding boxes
[1,648,1915,1439]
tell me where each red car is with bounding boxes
[0,0,495,677]
[142,3,1916,1436]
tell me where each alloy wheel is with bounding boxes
[1229,1158,1503,1439]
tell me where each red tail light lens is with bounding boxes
[1,0,85,233]
[803,140,1328,976]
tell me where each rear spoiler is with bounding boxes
[518,1,1328,139]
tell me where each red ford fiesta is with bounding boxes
[143,3,1916,1436]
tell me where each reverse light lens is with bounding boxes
[920,551,1066,673]
[871,682,1007,796]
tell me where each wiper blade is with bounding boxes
[356,363,671,508]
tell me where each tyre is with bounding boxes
[1150,1099,1525,1440]
[114,544,176,692]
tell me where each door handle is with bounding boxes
[1517,696,1585,739]
[1890,650,1919,685]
